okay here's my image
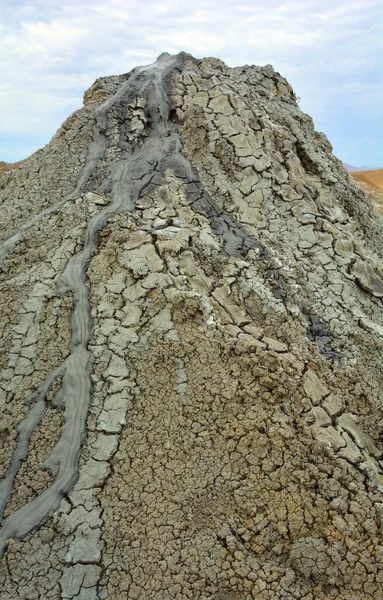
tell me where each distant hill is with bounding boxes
[344,163,378,172]
[350,168,383,215]
[0,160,24,176]
[351,167,383,189]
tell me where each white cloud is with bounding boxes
[0,0,382,166]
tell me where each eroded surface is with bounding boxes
[0,52,383,598]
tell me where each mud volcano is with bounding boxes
[0,52,383,599]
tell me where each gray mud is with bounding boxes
[0,52,188,555]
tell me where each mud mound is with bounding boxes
[1,52,383,599]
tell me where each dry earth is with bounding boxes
[350,169,383,215]
[350,168,383,190]
[0,161,25,176]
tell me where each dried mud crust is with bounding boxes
[98,327,383,600]
[0,193,104,482]
[0,106,97,244]
[59,197,383,597]
[2,406,64,518]
[0,52,382,599]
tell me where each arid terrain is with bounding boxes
[350,168,383,214]
[350,167,383,189]
[0,160,24,176]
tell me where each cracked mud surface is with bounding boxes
[0,52,383,598]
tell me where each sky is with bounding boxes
[1,0,382,168]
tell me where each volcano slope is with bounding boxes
[1,52,383,599]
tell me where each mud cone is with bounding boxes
[1,52,383,599]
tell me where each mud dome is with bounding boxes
[0,52,383,599]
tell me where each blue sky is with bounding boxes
[1,0,382,168]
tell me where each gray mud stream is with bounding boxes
[0,53,183,556]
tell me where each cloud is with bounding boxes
[0,0,382,167]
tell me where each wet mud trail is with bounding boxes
[0,53,185,555]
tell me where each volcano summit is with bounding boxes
[0,52,383,599]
